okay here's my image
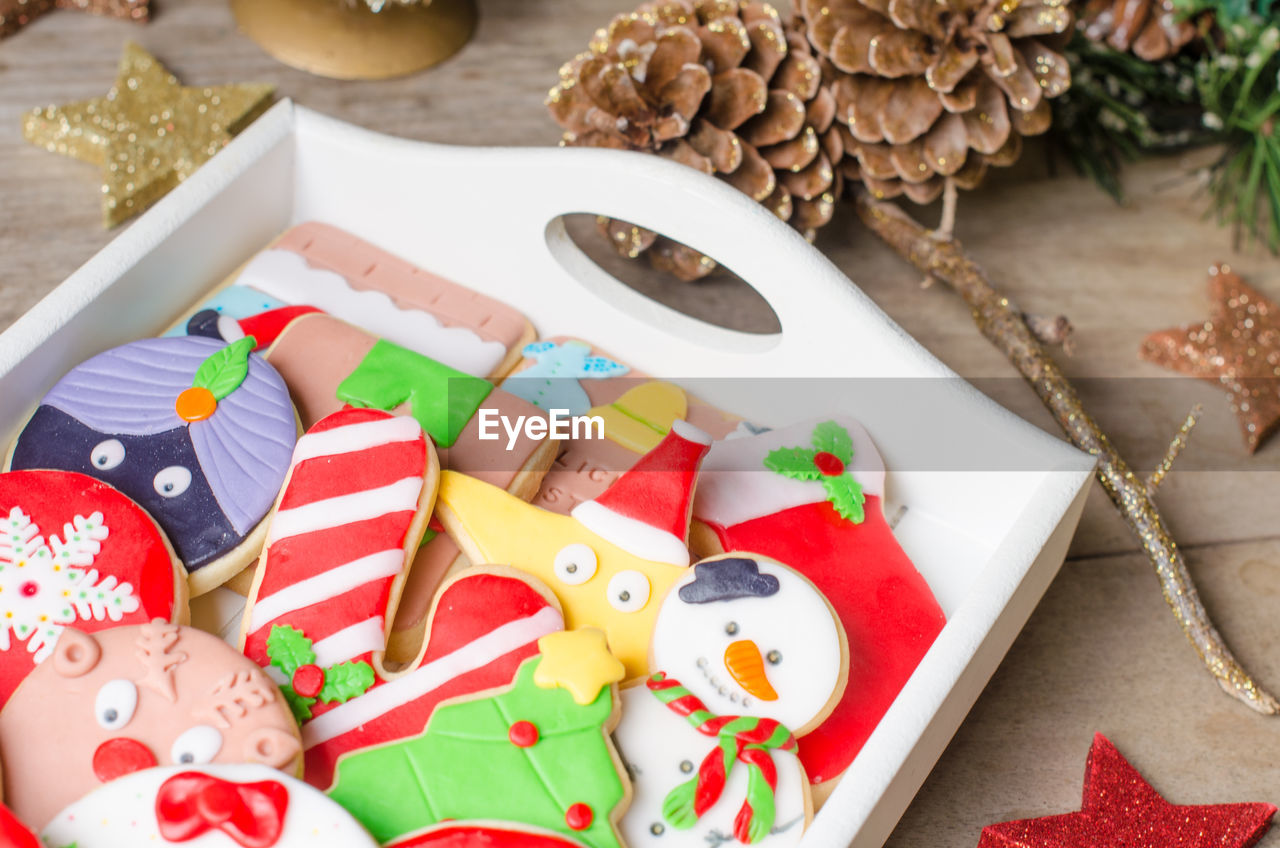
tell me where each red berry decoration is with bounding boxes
[292,664,325,699]
[508,720,539,749]
[813,451,844,476]
[565,802,593,831]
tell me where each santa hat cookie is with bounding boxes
[436,421,714,681]
[570,419,712,567]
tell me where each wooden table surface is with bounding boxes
[3,2,1280,845]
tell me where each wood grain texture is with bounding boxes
[2,1,1279,844]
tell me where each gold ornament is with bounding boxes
[1,0,147,40]
[1141,265,1280,454]
[229,0,477,81]
[21,42,274,227]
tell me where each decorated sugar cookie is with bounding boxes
[233,221,535,379]
[0,470,186,707]
[328,631,630,848]
[261,314,560,659]
[691,419,946,787]
[0,622,301,827]
[7,336,298,596]
[165,285,322,350]
[436,420,714,681]
[0,801,39,848]
[504,340,629,415]
[41,764,379,846]
[386,822,593,848]
[615,554,847,846]
[237,408,565,788]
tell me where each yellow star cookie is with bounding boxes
[534,628,625,706]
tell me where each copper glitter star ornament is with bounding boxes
[979,734,1276,848]
[21,42,274,227]
[1141,264,1280,453]
[1,0,148,40]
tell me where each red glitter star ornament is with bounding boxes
[979,734,1276,848]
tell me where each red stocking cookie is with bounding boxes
[0,622,302,828]
[691,418,946,787]
[0,470,186,707]
[239,408,565,788]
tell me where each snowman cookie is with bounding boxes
[6,336,298,596]
[41,764,379,846]
[614,554,848,846]
[0,621,301,827]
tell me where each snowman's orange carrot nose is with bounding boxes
[724,639,778,701]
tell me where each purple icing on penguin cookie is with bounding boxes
[11,336,296,571]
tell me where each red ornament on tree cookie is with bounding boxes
[0,470,185,707]
[979,734,1276,848]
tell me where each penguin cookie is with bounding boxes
[7,336,298,595]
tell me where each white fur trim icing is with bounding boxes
[236,249,507,377]
[571,500,691,567]
[671,419,713,446]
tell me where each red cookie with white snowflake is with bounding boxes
[0,470,187,707]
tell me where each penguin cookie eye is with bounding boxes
[153,466,192,498]
[766,650,782,665]
[724,621,739,636]
[607,570,650,613]
[553,544,597,586]
[90,439,126,471]
[171,725,223,765]
[94,679,138,730]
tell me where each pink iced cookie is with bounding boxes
[0,622,301,827]
[232,221,534,379]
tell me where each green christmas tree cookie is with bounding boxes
[328,655,627,848]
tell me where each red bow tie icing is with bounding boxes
[156,772,289,848]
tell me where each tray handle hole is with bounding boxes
[549,214,781,344]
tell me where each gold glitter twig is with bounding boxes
[854,190,1280,715]
[1147,406,1202,495]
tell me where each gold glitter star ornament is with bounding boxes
[21,42,274,227]
[1141,265,1280,453]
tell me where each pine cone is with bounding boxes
[548,0,843,280]
[800,0,1074,203]
[1077,0,1197,60]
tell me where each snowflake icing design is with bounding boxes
[0,507,138,662]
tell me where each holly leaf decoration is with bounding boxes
[823,475,865,524]
[192,336,257,401]
[764,447,821,480]
[319,660,376,703]
[282,688,316,724]
[266,624,316,679]
[810,420,853,464]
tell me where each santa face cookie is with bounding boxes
[42,764,379,846]
[614,555,847,846]
[7,336,297,596]
[0,470,186,707]
[0,622,301,828]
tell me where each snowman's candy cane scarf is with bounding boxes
[647,672,798,844]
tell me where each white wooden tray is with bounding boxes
[0,100,1095,848]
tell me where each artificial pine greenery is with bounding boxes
[1053,1,1280,251]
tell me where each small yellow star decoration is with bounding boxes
[21,42,274,227]
[533,628,626,706]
